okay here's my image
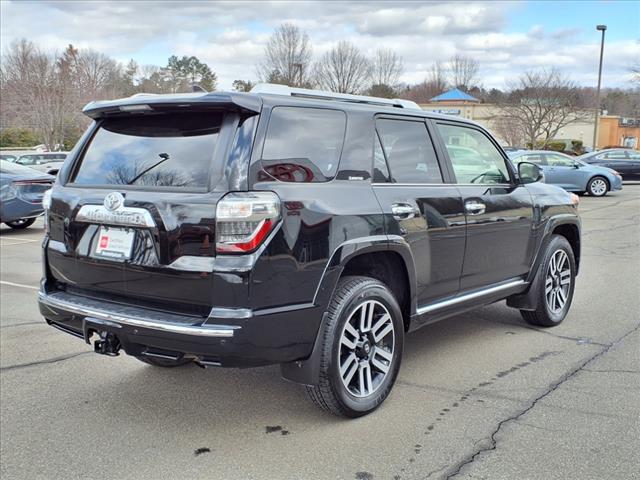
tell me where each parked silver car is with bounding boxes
[15,152,68,175]
[508,150,622,197]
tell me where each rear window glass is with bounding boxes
[261,107,346,182]
[72,113,222,189]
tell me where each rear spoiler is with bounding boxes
[83,92,262,119]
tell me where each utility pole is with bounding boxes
[592,25,607,151]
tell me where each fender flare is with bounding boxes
[281,234,417,386]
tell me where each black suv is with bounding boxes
[38,84,581,417]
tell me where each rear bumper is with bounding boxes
[0,198,44,222]
[38,288,323,368]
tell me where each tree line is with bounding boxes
[1,23,638,150]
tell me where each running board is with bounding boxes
[416,280,527,315]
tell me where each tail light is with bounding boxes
[215,192,281,254]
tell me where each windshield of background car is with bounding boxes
[260,106,346,182]
[71,112,223,189]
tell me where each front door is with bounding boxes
[434,122,535,291]
[372,116,466,305]
[544,153,582,191]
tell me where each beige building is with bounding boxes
[420,89,595,148]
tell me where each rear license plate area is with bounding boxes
[92,226,134,261]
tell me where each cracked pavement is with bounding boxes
[1,186,639,480]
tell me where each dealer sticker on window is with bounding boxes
[94,226,134,260]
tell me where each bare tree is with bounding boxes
[491,115,527,147]
[499,68,590,148]
[371,48,403,87]
[449,54,479,91]
[314,41,371,94]
[257,23,313,87]
[399,61,448,103]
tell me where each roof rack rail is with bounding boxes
[250,83,421,110]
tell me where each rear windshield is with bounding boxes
[71,112,222,189]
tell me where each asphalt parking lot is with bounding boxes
[1,186,639,480]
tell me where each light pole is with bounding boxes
[592,25,607,151]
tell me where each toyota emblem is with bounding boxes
[103,192,124,212]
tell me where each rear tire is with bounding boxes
[5,218,36,229]
[520,235,576,327]
[587,176,608,197]
[305,276,404,418]
[135,356,192,367]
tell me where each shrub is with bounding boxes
[0,128,39,148]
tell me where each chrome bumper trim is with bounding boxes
[38,291,238,338]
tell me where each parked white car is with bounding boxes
[15,152,68,175]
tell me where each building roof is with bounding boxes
[430,88,480,103]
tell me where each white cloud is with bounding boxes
[0,0,635,91]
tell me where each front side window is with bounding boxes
[376,118,442,184]
[545,154,575,167]
[437,123,510,184]
[261,107,346,182]
[597,151,627,160]
[72,112,222,189]
[17,156,36,165]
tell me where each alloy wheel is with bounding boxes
[338,300,395,398]
[545,249,571,313]
[590,178,607,196]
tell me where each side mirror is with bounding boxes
[518,162,543,184]
[573,161,581,169]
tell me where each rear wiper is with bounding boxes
[126,153,170,185]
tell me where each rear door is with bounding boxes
[434,121,535,291]
[47,110,246,316]
[372,116,466,305]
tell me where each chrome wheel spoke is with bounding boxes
[358,363,373,396]
[340,353,359,384]
[371,348,391,374]
[560,271,571,285]
[338,299,395,398]
[545,277,553,294]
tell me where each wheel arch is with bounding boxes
[281,236,417,386]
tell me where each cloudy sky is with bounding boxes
[1,0,637,90]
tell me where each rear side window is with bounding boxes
[376,118,443,184]
[72,113,222,189]
[261,107,346,182]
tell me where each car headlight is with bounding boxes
[569,193,580,208]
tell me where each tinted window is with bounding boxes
[72,113,222,189]
[261,107,346,182]
[376,118,442,184]
[437,123,510,184]
[596,151,628,160]
[373,133,391,182]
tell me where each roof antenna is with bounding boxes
[191,84,207,93]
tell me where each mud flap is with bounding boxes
[506,265,541,311]
[280,312,329,386]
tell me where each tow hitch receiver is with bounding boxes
[93,331,121,356]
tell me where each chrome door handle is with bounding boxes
[391,203,418,220]
[465,200,486,215]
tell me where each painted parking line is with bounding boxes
[0,280,39,291]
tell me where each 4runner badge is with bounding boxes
[103,192,124,212]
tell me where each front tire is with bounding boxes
[306,276,404,417]
[587,176,608,196]
[5,218,36,229]
[521,235,576,327]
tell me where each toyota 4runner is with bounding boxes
[38,84,581,417]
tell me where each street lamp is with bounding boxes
[592,25,607,151]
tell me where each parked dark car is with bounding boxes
[0,160,54,229]
[508,150,622,196]
[38,85,581,417]
[578,148,640,181]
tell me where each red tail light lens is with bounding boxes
[215,192,281,254]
